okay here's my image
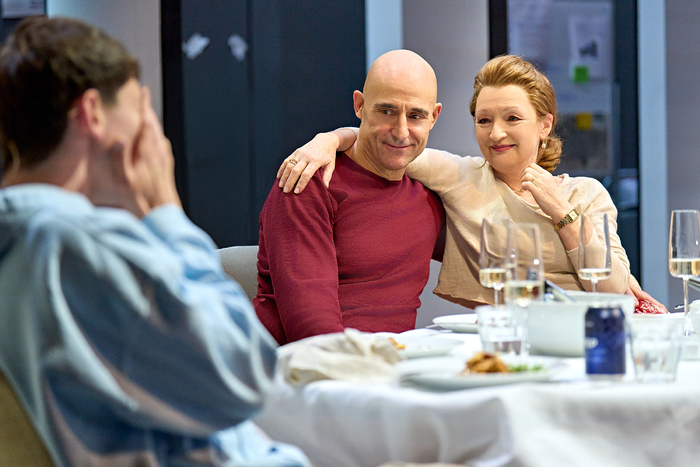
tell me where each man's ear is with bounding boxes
[353,90,364,120]
[73,89,107,139]
[429,102,443,129]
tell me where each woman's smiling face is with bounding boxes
[473,84,552,178]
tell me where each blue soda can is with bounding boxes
[584,306,626,376]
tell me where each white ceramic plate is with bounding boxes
[396,355,557,390]
[432,314,478,333]
[403,368,555,390]
[391,335,462,358]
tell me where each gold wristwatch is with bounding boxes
[554,208,579,231]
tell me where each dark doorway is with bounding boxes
[161,0,366,248]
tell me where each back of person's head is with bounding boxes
[0,16,140,172]
[469,54,562,173]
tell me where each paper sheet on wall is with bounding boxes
[508,0,553,66]
[1,0,44,18]
[569,14,612,81]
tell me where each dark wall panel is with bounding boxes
[253,1,366,225]
[180,0,251,247]
[163,0,365,248]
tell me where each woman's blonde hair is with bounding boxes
[469,55,562,173]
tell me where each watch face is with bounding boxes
[555,209,577,231]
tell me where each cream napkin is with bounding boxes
[277,328,403,385]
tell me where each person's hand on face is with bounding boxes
[90,85,180,217]
[89,137,145,216]
[130,86,181,212]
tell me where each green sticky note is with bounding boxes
[572,65,590,84]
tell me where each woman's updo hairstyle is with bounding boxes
[469,55,562,173]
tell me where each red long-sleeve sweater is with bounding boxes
[255,153,444,345]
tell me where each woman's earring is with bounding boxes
[541,141,547,149]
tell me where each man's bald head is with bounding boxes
[363,50,438,105]
[351,50,442,181]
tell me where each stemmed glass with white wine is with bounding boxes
[669,209,700,335]
[504,223,544,307]
[479,218,509,305]
[577,212,612,292]
[502,223,544,358]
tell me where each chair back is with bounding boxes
[0,370,55,466]
[218,245,259,302]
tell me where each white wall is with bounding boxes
[365,0,403,70]
[403,0,487,157]
[638,0,669,306]
[47,0,162,120]
[402,0,489,325]
[665,0,700,308]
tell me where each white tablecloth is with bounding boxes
[254,331,700,467]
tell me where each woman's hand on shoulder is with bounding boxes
[278,127,361,194]
[278,132,340,194]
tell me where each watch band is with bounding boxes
[554,208,580,231]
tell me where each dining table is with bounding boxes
[253,326,700,467]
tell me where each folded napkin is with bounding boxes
[277,329,403,385]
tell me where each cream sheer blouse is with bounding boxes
[407,149,631,309]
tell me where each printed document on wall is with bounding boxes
[508,0,553,66]
[569,13,612,81]
[1,0,44,18]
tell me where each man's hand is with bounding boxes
[89,86,181,217]
[88,139,146,216]
[130,87,181,212]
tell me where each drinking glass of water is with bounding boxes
[479,218,509,305]
[669,209,700,335]
[577,212,612,292]
[475,305,525,357]
[629,316,683,383]
[504,223,544,307]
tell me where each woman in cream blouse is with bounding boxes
[279,55,663,311]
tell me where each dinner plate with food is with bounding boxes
[431,314,478,333]
[396,351,560,390]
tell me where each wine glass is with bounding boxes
[577,212,612,293]
[669,210,700,336]
[479,218,509,305]
[504,223,544,307]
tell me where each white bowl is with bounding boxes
[527,292,635,357]
[689,300,700,331]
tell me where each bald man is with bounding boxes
[255,50,445,344]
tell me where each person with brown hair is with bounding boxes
[0,16,307,467]
[278,54,664,311]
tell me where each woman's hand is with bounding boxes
[278,133,338,193]
[520,163,570,221]
[277,128,358,194]
[625,282,670,313]
[521,163,581,250]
